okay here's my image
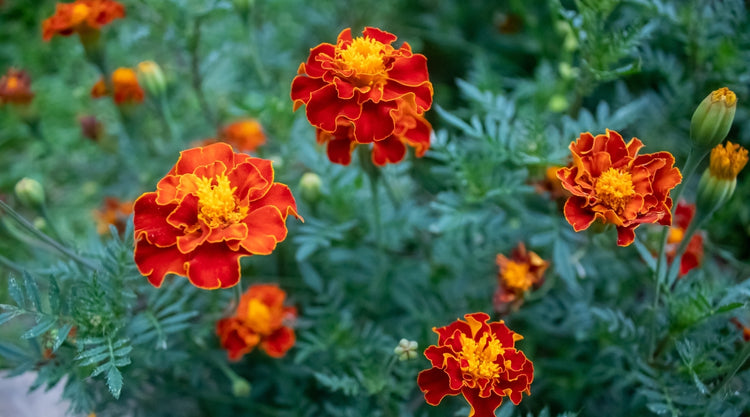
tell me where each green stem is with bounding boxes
[0,200,98,271]
[40,204,63,242]
[189,16,219,129]
[239,6,270,87]
[358,148,383,249]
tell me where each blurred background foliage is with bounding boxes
[0,0,749,416]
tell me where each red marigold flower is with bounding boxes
[418,312,534,417]
[91,67,144,105]
[93,196,134,235]
[216,284,297,360]
[0,68,34,105]
[219,119,267,153]
[493,243,549,314]
[557,130,682,246]
[291,27,433,165]
[665,201,704,277]
[42,0,125,42]
[133,142,302,289]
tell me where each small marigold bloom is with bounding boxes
[696,141,748,217]
[418,313,533,417]
[93,197,133,235]
[493,243,548,314]
[219,119,267,153]
[42,0,125,42]
[216,284,297,360]
[708,141,748,180]
[690,87,737,150]
[136,60,166,98]
[79,115,104,141]
[133,142,302,289]
[730,318,750,342]
[665,201,704,277]
[557,130,682,246]
[0,68,34,105]
[291,27,433,163]
[91,67,144,105]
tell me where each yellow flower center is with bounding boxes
[711,87,737,107]
[6,76,18,90]
[71,3,91,25]
[709,141,748,180]
[459,333,505,381]
[502,261,533,292]
[244,299,274,335]
[595,168,635,213]
[338,37,387,75]
[667,226,685,245]
[194,174,248,228]
[112,68,137,86]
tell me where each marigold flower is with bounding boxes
[494,243,548,314]
[219,119,267,153]
[42,0,125,42]
[695,141,747,219]
[93,197,133,235]
[133,143,301,289]
[730,318,750,342]
[690,87,737,150]
[418,313,533,417]
[665,201,704,277]
[91,67,144,105]
[136,60,166,98]
[216,284,297,360]
[557,130,682,246]
[291,27,433,165]
[0,68,34,105]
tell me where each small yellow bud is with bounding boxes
[690,87,737,150]
[136,61,167,98]
[299,172,322,203]
[14,177,45,209]
[695,141,747,221]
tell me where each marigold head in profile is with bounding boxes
[557,129,682,246]
[665,201,704,277]
[91,67,144,105]
[93,197,133,235]
[42,0,125,42]
[216,284,297,360]
[494,243,548,314]
[133,142,302,289]
[219,119,267,153]
[0,68,34,106]
[291,27,433,166]
[418,313,533,417]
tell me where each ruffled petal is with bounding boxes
[184,244,244,289]
[417,367,457,406]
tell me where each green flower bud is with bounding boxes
[136,61,167,98]
[231,376,251,397]
[393,338,418,361]
[299,172,322,203]
[14,177,45,209]
[690,87,737,150]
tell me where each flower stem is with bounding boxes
[358,148,383,249]
[189,16,219,129]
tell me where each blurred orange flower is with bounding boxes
[133,143,301,289]
[91,67,144,105]
[666,201,704,277]
[291,27,433,165]
[493,243,548,314]
[93,197,133,235]
[0,68,34,105]
[557,130,682,246]
[216,284,297,360]
[219,119,267,153]
[42,0,125,41]
[418,312,534,417]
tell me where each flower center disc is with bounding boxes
[595,168,635,213]
[459,333,504,381]
[6,76,18,90]
[503,261,532,292]
[71,3,91,25]
[194,175,248,228]
[338,37,387,75]
[244,299,273,335]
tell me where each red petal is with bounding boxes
[326,135,356,165]
[461,386,505,417]
[184,244,244,289]
[250,183,301,220]
[417,367,457,406]
[239,206,288,254]
[353,100,398,142]
[228,160,270,202]
[291,75,327,109]
[387,53,430,87]
[372,136,406,166]
[563,197,596,231]
[261,326,296,358]
[305,84,362,132]
[362,27,397,44]
[616,225,637,246]
[381,81,433,113]
[133,193,181,247]
[134,239,189,287]
[174,143,235,175]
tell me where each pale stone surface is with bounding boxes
[0,372,69,417]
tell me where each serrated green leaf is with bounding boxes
[23,272,42,312]
[106,365,123,399]
[8,276,24,307]
[21,316,57,339]
[78,352,110,367]
[113,345,133,357]
[159,311,198,326]
[51,323,74,352]
[715,302,744,314]
[48,276,61,314]
[74,344,108,360]
[90,361,111,378]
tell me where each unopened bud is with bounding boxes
[393,338,418,361]
[14,177,45,209]
[136,61,167,98]
[690,87,737,150]
[299,172,322,203]
[231,376,251,397]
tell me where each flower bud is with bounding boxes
[695,141,747,219]
[393,338,418,361]
[14,177,45,209]
[690,87,737,150]
[231,376,251,397]
[136,61,167,98]
[299,172,322,203]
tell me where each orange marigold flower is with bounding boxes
[219,119,267,153]
[93,197,133,235]
[291,27,433,165]
[133,143,301,289]
[42,0,125,41]
[665,201,704,277]
[216,284,297,360]
[91,67,144,105]
[418,313,533,417]
[494,243,549,314]
[0,68,34,105]
[557,130,682,246]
